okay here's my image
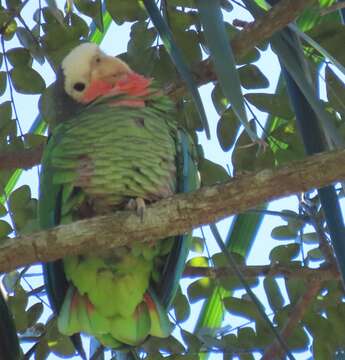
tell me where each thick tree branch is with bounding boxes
[0,149,345,273]
[0,0,316,172]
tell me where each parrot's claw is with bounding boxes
[126,197,146,221]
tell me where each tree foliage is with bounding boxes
[0,0,345,359]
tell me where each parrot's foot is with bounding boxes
[126,197,146,221]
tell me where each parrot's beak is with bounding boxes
[90,55,132,86]
[82,55,132,103]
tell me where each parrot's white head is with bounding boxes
[61,43,132,103]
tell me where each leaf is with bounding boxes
[0,219,12,238]
[216,108,239,151]
[180,330,203,352]
[0,202,7,216]
[106,0,147,24]
[239,64,269,90]
[2,271,20,293]
[271,225,298,240]
[187,256,209,268]
[27,302,44,327]
[0,101,12,122]
[173,288,190,323]
[302,232,319,244]
[269,244,300,264]
[0,71,6,96]
[187,278,214,303]
[245,93,293,119]
[9,185,31,212]
[263,277,284,311]
[6,47,32,66]
[191,236,204,254]
[196,0,257,141]
[10,66,45,94]
[211,83,229,115]
[74,0,103,31]
[223,297,261,321]
[198,158,230,186]
[16,27,45,64]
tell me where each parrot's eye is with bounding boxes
[95,57,101,63]
[73,82,86,92]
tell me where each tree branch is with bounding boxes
[1,148,345,273]
[183,264,339,281]
[262,279,322,360]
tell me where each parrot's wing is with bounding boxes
[0,288,21,360]
[156,129,199,308]
[39,134,86,360]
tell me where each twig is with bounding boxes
[320,2,345,16]
[262,279,322,360]
[183,264,338,281]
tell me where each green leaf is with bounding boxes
[0,71,6,96]
[27,302,44,327]
[0,220,12,238]
[8,284,28,332]
[239,64,269,90]
[198,158,230,186]
[6,47,32,66]
[263,277,284,311]
[2,271,20,293]
[0,101,12,122]
[10,66,45,94]
[190,236,204,254]
[5,0,21,10]
[74,0,103,31]
[106,0,147,24]
[245,92,293,119]
[196,0,257,141]
[269,244,300,264]
[173,288,190,322]
[180,330,202,352]
[231,129,257,172]
[271,225,298,240]
[223,297,261,321]
[187,256,209,268]
[306,247,324,262]
[16,27,45,64]
[211,83,229,115]
[187,278,214,303]
[216,108,239,151]
[0,202,7,216]
[302,232,319,244]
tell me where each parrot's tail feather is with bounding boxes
[144,289,172,338]
[58,287,172,349]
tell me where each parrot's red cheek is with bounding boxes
[82,80,113,103]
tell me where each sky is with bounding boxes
[1,1,343,359]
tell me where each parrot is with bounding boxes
[38,42,199,351]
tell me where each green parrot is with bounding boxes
[39,43,199,351]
